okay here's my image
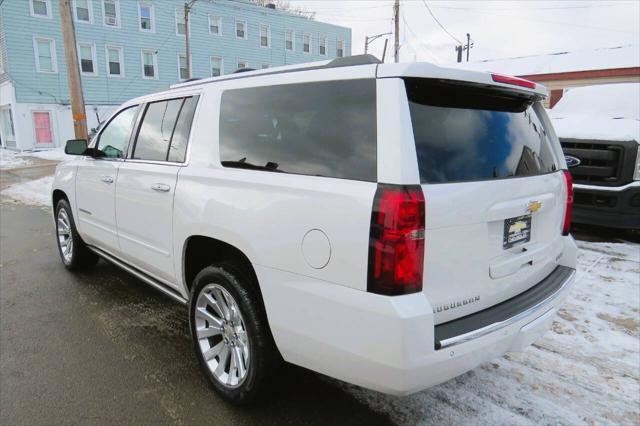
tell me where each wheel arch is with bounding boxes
[182,235,261,296]
[52,189,68,208]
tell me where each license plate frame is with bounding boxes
[503,215,532,249]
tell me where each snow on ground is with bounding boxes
[342,241,640,425]
[1,175,53,207]
[16,147,72,162]
[0,149,33,169]
[1,147,71,170]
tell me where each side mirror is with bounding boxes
[64,139,88,155]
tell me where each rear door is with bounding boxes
[116,96,198,286]
[403,78,566,324]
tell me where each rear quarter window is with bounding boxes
[405,78,558,184]
[219,79,377,181]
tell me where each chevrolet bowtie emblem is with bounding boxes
[527,200,542,214]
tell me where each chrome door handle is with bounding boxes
[100,175,114,184]
[151,183,171,192]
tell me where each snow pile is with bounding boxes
[453,45,639,76]
[1,175,53,206]
[342,241,640,425]
[16,147,72,162]
[550,83,640,142]
[0,149,32,169]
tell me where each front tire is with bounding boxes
[55,199,99,270]
[189,263,276,405]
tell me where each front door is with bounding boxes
[115,96,197,286]
[75,105,139,254]
[32,111,54,147]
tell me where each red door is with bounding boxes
[33,112,53,146]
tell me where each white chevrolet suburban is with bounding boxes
[52,55,577,404]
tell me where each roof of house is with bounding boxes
[549,83,640,142]
[452,45,640,77]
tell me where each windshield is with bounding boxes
[405,78,558,184]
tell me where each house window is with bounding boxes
[260,24,270,47]
[103,0,119,27]
[303,33,311,54]
[34,37,56,73]
[106,46,123,77]
[209,15,221,35]
[30,0,51,18]
[237,59,248,70]
[337,40,344,58]
[236,20,247,39]
[319,36,327,56]
[178,54,189,80]
[74,0,92,23]
[285,30,294,51]
[176,8,187,36]
[210,56,223,77]
[139,2,154,32]
[33,111,53,146]
[78,43,96,75]
[141,49,157,79]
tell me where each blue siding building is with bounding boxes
[0,0,351,150]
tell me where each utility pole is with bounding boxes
[364,32,392,55]
[59,0,87,140]
[394,0,400,63]
[184,0,197,79]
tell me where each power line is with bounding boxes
[420,0,462,45]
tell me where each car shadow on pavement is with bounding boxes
[73,260,394,425]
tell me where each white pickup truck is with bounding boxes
[52,55,577,404]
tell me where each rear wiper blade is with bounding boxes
[221,160,285,173]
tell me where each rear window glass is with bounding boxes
[219,79,377,182]
[405,78,557,184]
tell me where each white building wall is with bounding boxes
[2,79,117,151]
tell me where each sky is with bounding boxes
[288,0,640,65]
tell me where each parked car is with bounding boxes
[551,83,640,229]
[52,55,577,404]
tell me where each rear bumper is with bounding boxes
[572,182,640,229]
[257,236,578,395]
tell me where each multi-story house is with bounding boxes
[0,0,351,150]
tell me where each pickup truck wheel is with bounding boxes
[189,264,276,405]
[55,199,98,270]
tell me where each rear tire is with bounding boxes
[189,262,277,405]
[55,199,99,271]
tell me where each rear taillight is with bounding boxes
[562,170,573,235]
[491,73,537,89]
[367,184,425,295]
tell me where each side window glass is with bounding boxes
[133,99,183,161]
[168,96,198,163]
[219,80,377,181]
[96,106,138,158]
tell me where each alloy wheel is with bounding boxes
[57,208,74,263]
[195,283,250,388]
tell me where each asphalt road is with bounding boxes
[0,201,393,425]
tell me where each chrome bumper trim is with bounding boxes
[438,269,576,350]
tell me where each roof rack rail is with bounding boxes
[171,54,382,90]
[325,54,381,68]
[184,77,201,82]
